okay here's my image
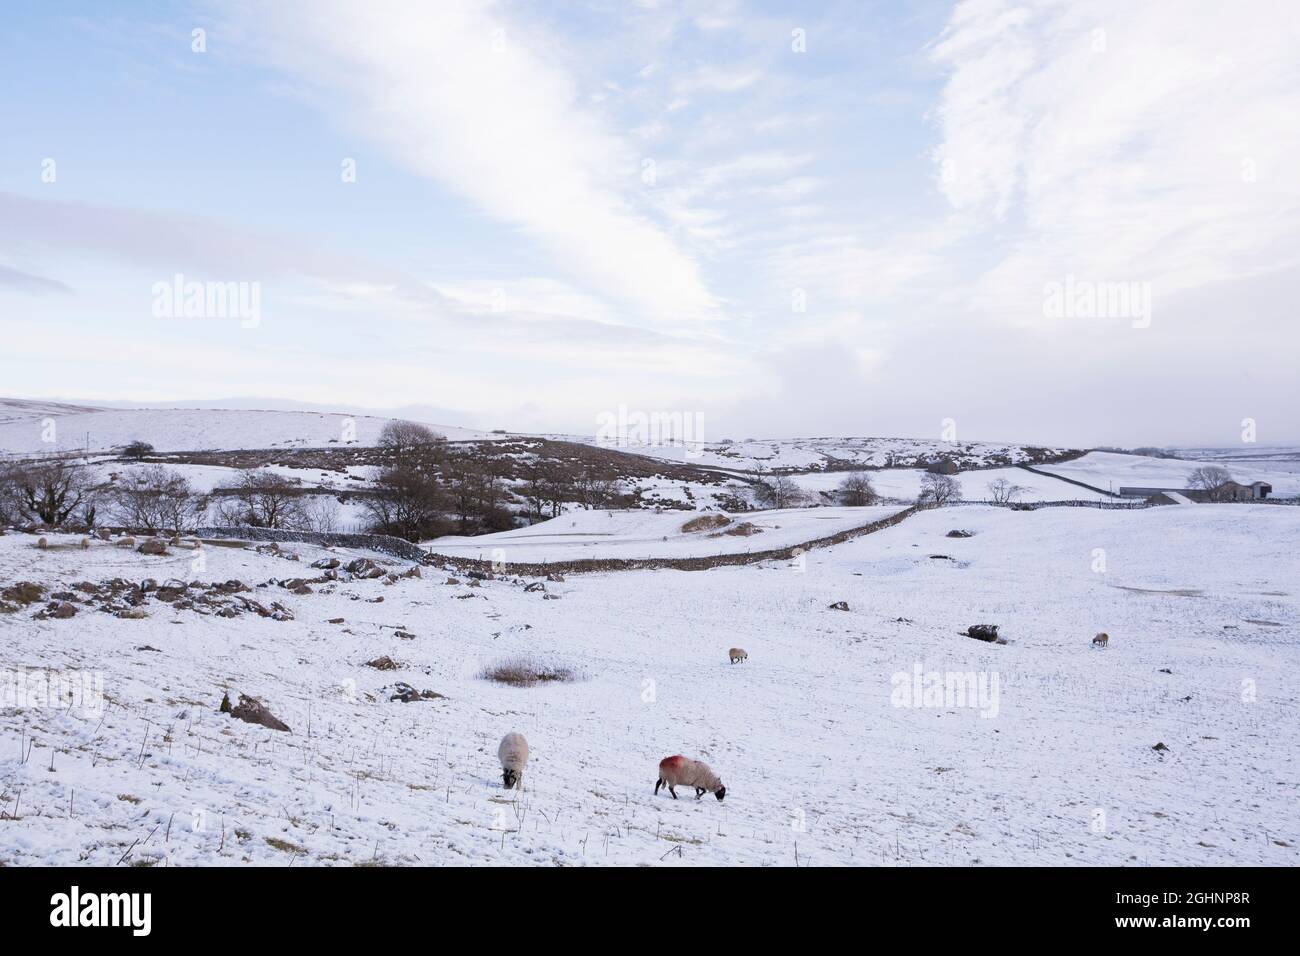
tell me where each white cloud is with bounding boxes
[930,0,1300,317]
[227,0,719,326]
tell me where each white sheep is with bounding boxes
[656,755,726,801]
[498,732,529,790]
[728,647,748,664]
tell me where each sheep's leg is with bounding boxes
[669,785,678,799]
[655,778,663,796]
[695,788,704,799]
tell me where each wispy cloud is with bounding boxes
[225,0,719,326]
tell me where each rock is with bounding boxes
[828,601,850,611]
[327,617,345,624]
[1152,742,1169,752]
[546,572,565,582]
[543,593,560,600]
[2,582,47,605]
[466,570,489,581]
[946,530,974,538]
[310,557,341,570]
[467,579,481,588]
[344,558,385,579]
[395,629,416,640]
[364,655,400,671]
[524,581,546,592]
[928,554,953,560]
[137,538,169,555]
[136,645,161,652]
[444,577,461,586]
[220,692,232,713]
[965,624,1000,642]
[402,565,422,579]
[229,694,291,732]
[35,600,78,619]
[117,608,149,620]
[388,682,446,703]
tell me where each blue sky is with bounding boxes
[2,0,1298,446]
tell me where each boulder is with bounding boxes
[137,538,169,555]
[965,624,1000,642]
[828,601,850,611]
[229,694,291,732]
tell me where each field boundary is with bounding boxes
[426,505,923,575]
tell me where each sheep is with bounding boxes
[37,537,49,550]
[498,732,529,790]
[80,537,90,549]
[728,647,748,664]
[655,755,726,801]
[115,536,137,548]
[1092,632,1109,648]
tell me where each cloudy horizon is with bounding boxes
[3,0,1298,448]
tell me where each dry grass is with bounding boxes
[681,513,731,533]
[480,657,578,687]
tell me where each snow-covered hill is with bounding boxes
[0,400,495,455]
[1,504,1296,866]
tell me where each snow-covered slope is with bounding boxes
[0,401,494,455]
[1035,451,1300,497]
[429,505,902,561]
[580,435,1076,472]
[1,504,1296,866]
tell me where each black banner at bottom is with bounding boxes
[0,866,1281,940]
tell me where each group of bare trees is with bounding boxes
[0,460,98,526]
[1187,465,1237,501]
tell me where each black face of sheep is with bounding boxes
[502,768,518,789]
[715,785,726,801]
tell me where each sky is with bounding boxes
[1,0,1298,448]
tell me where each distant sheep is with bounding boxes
[1092,632,1109,648]
[498,732,529,790]
[37,537,48,550]
[728,647,748,664]
[115,536,136,548]
[80,537,90,549]
[656,755,726,801]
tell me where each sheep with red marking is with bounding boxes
[655,755,726,801]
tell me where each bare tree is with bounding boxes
[363,466,445,540]
[986,477,1027,505]
[919,472,961,506]
[110,465,201,533]
[1188,465,1234,501]
[4,460,98,526]
[378,420,446,468]
[837,472,878,506]
[215,472,306,528]
[752,470,804,509]
[299,495,341,533]
[121,441,155,461]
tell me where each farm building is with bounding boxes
[1119,481,1272,501]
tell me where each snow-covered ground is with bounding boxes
[582,435,1075,472]
[1,503,1296,866]
[428,506,902,561]
[0,403,494,455]
[1035,451,1300,497]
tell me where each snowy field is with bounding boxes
[428,506,902,561]
[1,503,1296,866]
[1035,451,1300,497]
[0,405,494,455]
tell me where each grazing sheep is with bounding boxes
[656,755,726,801]
[37,537,49,550]
[498,732,529,790]
[115,536,137,548]
[728,647,748,664]
[80,537,90,549]
[1092,632,1109,648]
